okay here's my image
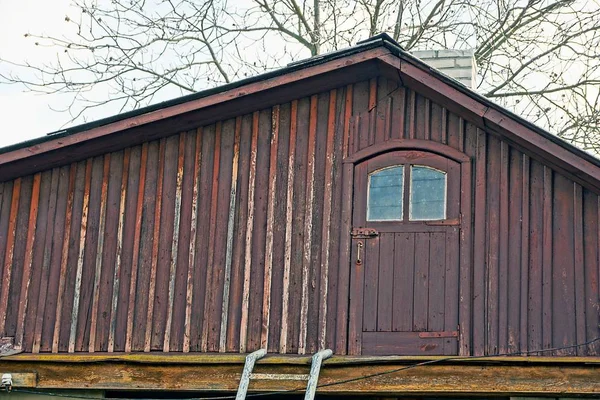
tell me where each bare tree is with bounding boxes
[1,0,599,151]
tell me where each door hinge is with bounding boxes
[351,228,379,238]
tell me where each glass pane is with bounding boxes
[410,166,446,220]
[367,166,404,221]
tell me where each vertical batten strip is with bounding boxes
[14,174,41,347]
[573,183,585,355]
[342,85,353,158]
[335,87,353,355]
[69,160,93,353]
[33,169,61,353]
[52,164,77,352]
[542,166,553,351]
[144,138,166,352]
[89,154,111,353]
[220,119,242,352]
[0,177,21,335]
[260,106,280,349]
[280,101,298,353]
[368,78,377,146]
[240,112,260,353]
[183,129,202,353]
[201,123,222,352]
[125,143,148,352]
[108,149,131,352]
[318,89,337,350]
[163,134,186,352]
[520,155,530,353]
[299,95,318,354]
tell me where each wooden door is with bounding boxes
[349,150,461,355]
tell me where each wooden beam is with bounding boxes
[1,355,600,395]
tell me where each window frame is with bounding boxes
[356,150,461,229]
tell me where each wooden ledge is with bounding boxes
[1,354,600,395]
[3,352,600,365]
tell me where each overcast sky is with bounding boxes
[0,0,77,147]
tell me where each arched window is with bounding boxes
[366,162,449,223]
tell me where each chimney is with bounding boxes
[411,49,477,90]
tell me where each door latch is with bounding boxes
[351,227,378,238]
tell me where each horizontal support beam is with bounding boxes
[1,356,600,395]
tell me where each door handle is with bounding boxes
[356,241,364,264]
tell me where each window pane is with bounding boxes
[367,166,403,221]
[410,166,446,220]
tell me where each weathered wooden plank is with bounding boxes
[392,233,414,332]
[583,191,600,354]
[88,154,110,353]
[573,183,585,356]
[413,233,430,332]
[107,149,130,352]
[68,160,92,353]
[0,178,21,335]
[376,233,393,332]
[520,154,530,354]
[506,148,522,353]
[52,164,76,353]
[260,105,279,350]
[144,138,166,352]
[472,129,486,356]
[151,136,179,350]
[247,110,271,352]
[226,115,252,352]
[125,143,148,352]
[13,174,40,349]
[318,89,337,349]
[542,166,553,351]
[200,123,222,352]
[32,169,60,353]
[240,112,259,353]
[163,134,185,352]
[486,137,501,355]
[552,173,576,355]
[528,160,544,354]
[298,95,318,354]
[459,121,475,356]
[497,141,509,355]
[219,118,242,353]
[280,101,298,354]
[428,233,445,333]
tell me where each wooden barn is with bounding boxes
[0,33,600,399]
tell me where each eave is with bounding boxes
[1,353,600,395]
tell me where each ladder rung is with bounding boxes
[250,373,310,381]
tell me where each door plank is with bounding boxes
[413,233,430,331]
[377,233,394,332]
[363,331,456,355]
[363,236,380,332]
[428,233,446,332]
[393,233,415,332]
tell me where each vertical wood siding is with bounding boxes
[0,77,599,355]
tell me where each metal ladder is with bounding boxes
[235,349,333,400]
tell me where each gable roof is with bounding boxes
[1,33,600,192]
